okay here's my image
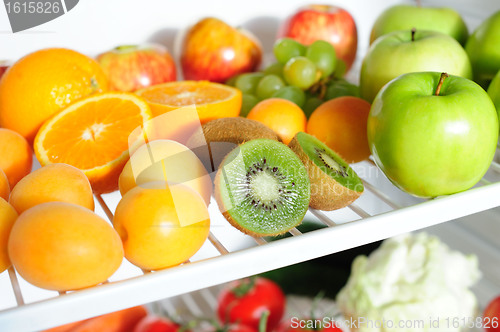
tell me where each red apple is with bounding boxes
[278,5,358,72]
[0,61,10,80]
[97,44,176,92]
[179,17,262,83]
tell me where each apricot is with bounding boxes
[8,202,123,291]
[247,98,306,144]
[9,163,94,214]
[0,169,9,201]
[0,198,18,273]
[118,139,212,205]
[307,96,371,163]
[0,128,33,188]
[113,182,210,271]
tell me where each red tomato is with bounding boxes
[484,296,500,331]
[217,277,286,331]
[133,315,183,332]
[275,318,342,332]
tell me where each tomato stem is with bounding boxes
[232,277,256,298]
[259,310,270,332]
[435,73,449,96]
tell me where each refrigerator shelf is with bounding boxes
[1,153,499,331]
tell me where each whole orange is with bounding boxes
[0,128,33,188]
[0,48,108,143]
[9,163,95,214]
[247,98,306,144]
[0,198,18,273]
[113,182,210,271]
[307,96,371,163]
[8,202,123,291]
[0,169,9,201]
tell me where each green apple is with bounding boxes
[370,5,468,45]
[368,72,498,198]
[360,29,473,102]
[465,11,500,88]
[487,70,500,127]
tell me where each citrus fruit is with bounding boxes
[247,98,306,144]
[8,202,123,291]
[0,128,33,188]
[34,92,153,194]
[9,163,95,214]
[0,48,108,142]
[0,169,9,201]
[135,81,242,123]
[113,182,210,271]
[307,96,371,163]
[118,140,212,205]
[0,198,18,273]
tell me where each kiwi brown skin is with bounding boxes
[188,117,280,147]
[288,135,363,211]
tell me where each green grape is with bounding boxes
[235,72,265,95]
[272,86,306,108]
[273,38,307,64]
[255,74,286,100]
[325,79,360,100]
[283,56,318,90]
[240,94,260,117]
[264,62,285,79]
[303,97,323,118]
[333,58,347,78]
[225,74,239,87]
[306,40,336,78]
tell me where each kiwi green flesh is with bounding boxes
[216,139,310,236]
[295,132,363,192]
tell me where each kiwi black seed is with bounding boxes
[186,117,281,172]
[288,132,364,211]
[214,138,310,237]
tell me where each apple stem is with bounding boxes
[435,73,449,96]
[416,0,421,7]
[411,28,416,42]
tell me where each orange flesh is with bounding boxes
[139,84,233,106]
[41,98,147,170]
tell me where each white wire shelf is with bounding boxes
[0,151,499,331]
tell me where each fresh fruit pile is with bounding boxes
[0,0,499,313]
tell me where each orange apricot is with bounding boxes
[9,163,94,214]
[247,98,306,144]
[307,96,371,163]
[8,202,123,291]
[0,128,33,188]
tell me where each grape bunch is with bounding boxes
[227,38,360,117]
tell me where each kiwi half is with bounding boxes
[215,138,310,236]
[188,117,280,147]
[187,117,280,172]
[289,132,363,211]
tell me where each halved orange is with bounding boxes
[34,92,153,194]
[135,81,242,123]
